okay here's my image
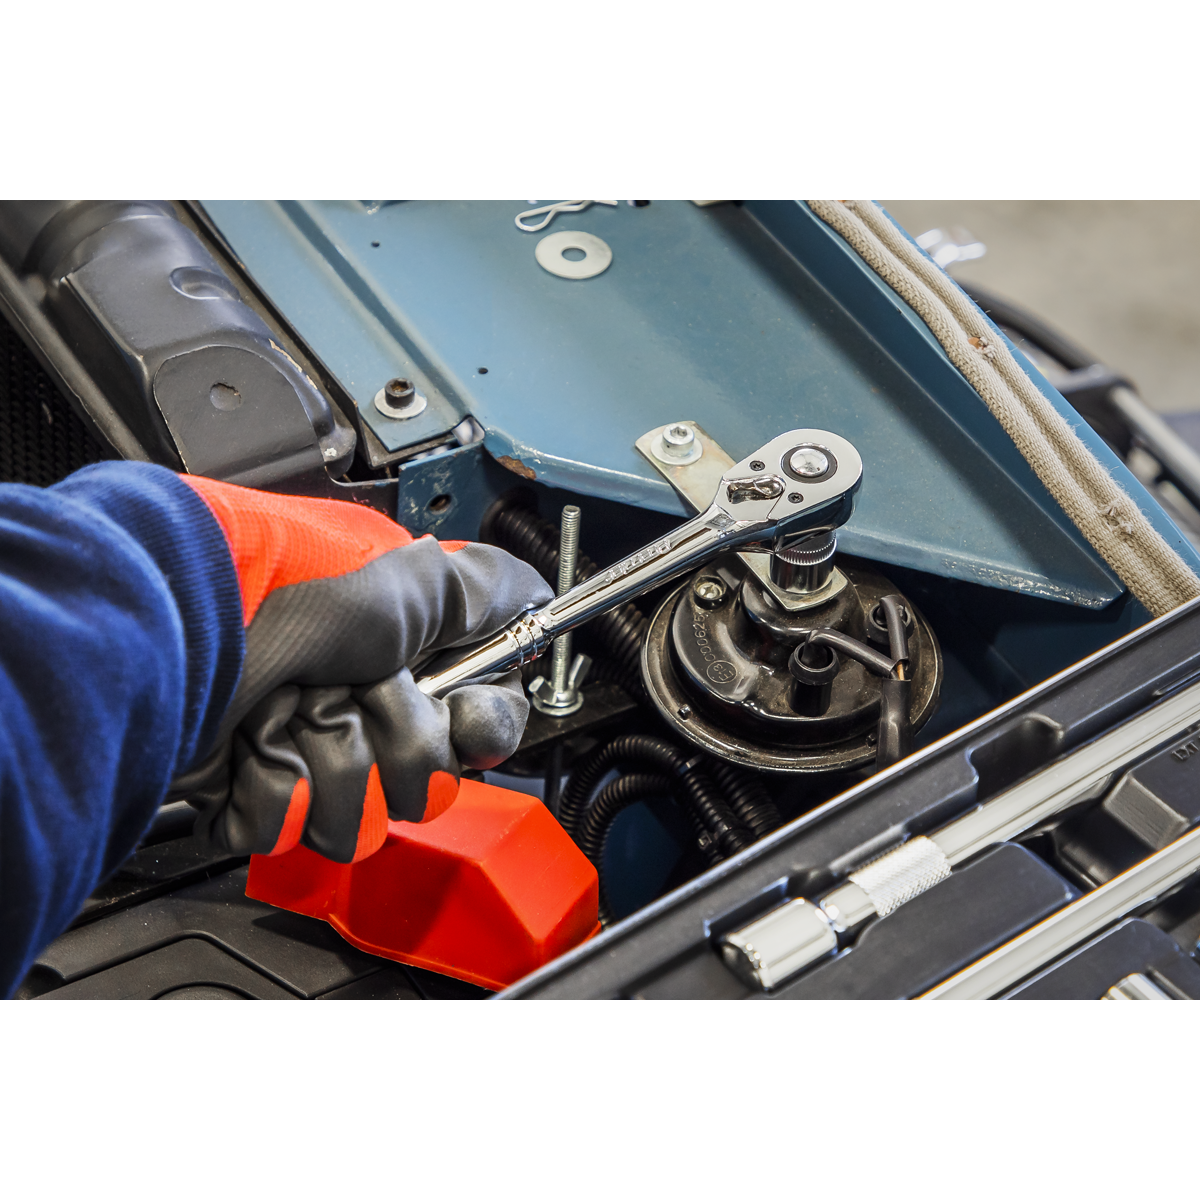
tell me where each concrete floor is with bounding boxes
[881,202,1200,415]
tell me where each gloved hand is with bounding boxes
[170,476,553,863]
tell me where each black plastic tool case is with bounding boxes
[498,597,1200,998]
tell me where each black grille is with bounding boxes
[1,312,112,486]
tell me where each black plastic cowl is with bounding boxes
[0,201,355,488]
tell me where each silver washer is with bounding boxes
[373,384,428,420]
[535,230,613,280]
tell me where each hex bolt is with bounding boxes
[651,421,704,466]
[530,505,590,718]
[386,378,416,409]
[375,377,428,420]
[663,424,695,454]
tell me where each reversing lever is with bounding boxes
[415,429,864,699]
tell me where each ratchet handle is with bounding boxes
[416,506,733,698]
[416,613,550,699]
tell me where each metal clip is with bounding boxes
[726,474,785,504]
[515,200,618,233]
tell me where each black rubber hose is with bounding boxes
[558,733,753,861]
[488,504,648,692]
[577,773,672,925]
[876,677,914,769]
[705,759,783,840]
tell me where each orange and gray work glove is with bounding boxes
[169,477,553,864]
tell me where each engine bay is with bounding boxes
[5,199,1200,999]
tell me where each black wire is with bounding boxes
[558,734,753,863]
[705,759,783,840]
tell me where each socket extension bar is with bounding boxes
[720,675,1200,993]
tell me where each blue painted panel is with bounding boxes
[201,199,1200,609]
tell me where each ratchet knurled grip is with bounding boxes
[416,429,863,699]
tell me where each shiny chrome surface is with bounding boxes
[531,505,589,717]
[930,678,1200,867]
[720,898,838,991]
[716,682,1200,993]
[818,880,876,936]
[770,530,838,593]
[920,823,1200,999]
[636,421,854,611]
[848,837,952,919]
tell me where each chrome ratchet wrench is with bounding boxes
[416,429,863,699]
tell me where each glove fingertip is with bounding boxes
[350,764,390,863]
[266,777,311,856]
[419,769,460,823]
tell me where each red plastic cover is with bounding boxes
[246,778,600,992]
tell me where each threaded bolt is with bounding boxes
[551,506,582,695]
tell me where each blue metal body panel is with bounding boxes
[202,199,1200,610]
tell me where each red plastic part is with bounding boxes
[245,778,601,992]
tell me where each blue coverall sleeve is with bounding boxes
[0,461,245,997]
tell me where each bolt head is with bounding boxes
[788,447,830,478]
[749,459,765,471]
[677,705,692,720]
[788,491,802,503]
[384,378,417,408]
[659,423,697,460]
[693,577,727,608]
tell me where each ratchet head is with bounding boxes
[711,429,863,545]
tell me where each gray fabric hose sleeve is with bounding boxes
[807,199,1200,617]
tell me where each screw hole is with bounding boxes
[478,367,488,374]
[209,382,242,411]
[561,246,587,262]
[371,241,380,248]
[427,494,453,514]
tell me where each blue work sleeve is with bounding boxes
[0,461,245,997]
